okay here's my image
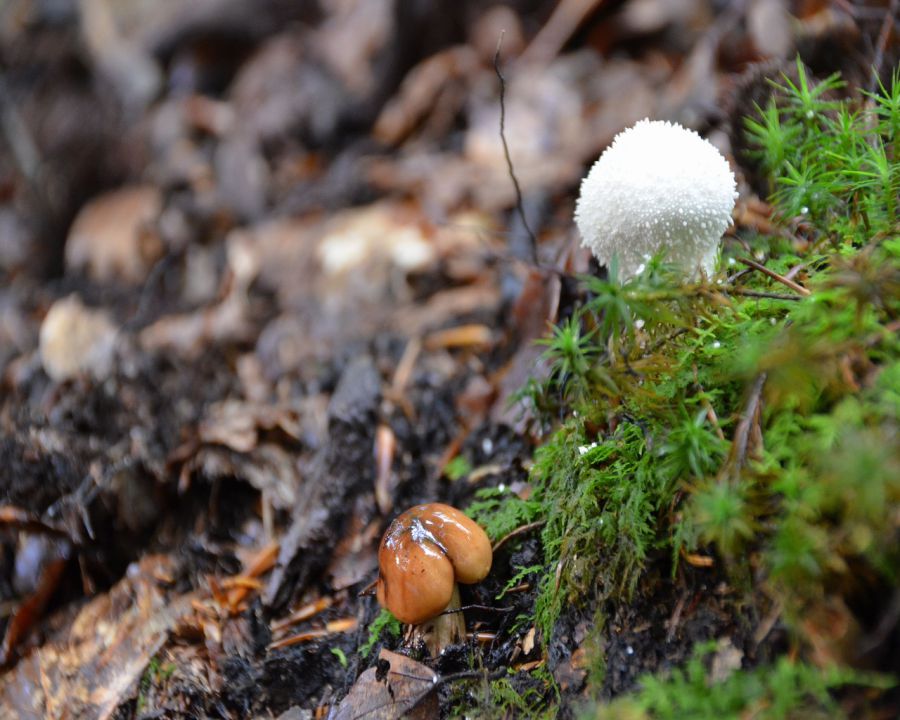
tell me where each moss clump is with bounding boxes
[585,641,892,720]
[469,60,899,714]
[359,608,403,658]
[451,666,560,720]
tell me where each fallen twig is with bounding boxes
[492,520,546,553]
[726,289,803,301]
[494,34,538,264]
[737,257,811,296]
[730,373,767,476]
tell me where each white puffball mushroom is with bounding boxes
[575,119,737,282]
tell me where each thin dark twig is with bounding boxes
[730,372,767,476]
[860,588,900,656]
[665,589,690,643]
[385,669,438,683]
[494,33,539,265]
[357,577,378,596]
[725,289,803,302]
[125,251,178,330]
[437,604,514,616]
[646,327,689,354]
[440,668,507,684]
[737,257,811,295]
[492,519,546,552]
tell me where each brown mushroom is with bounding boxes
[376,503,492,652]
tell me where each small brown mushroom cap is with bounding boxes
[412,503,492,583]
[377,532,454,624]
[376,503,493,623]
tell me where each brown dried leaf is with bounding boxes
[802,596,864,667]
[0,540,69,666]
[189,442,301,510]
[748,0,794,58]
[314,0,392,96]
[138,291,252,357]
[39,295,118,382]
[618,0,709,35]
[198,400,302,453]
[332,649,438,720]
[370,56,658,214]
[80,0,161,111]
[393,282,500,338]
[243,203,502,376]
[374,47,480,145]
[65,186,163,284]
[0,555,195,720]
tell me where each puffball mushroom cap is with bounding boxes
[575,119,737,281]
[376,503,492,625]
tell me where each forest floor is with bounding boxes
[0,1,897,718]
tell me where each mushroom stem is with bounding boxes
[417,583,465,657]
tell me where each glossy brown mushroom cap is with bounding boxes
[376,531,454,624]
[412,503,492,583]
[376,503,493,623]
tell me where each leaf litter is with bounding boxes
[0,0,897,717]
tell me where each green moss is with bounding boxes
[584,641,892,720]
[467,60,899,716]
[444,455,473,481]
[451,667,559,719]
[359,608,402,658]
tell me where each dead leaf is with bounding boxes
[423,324,493,351]
[189,442,302,510]
[332,649,438,720]
[618,0,708,36]
[139,289,252,357]
[374,47,480,145]
[522,626,537,655]
[39,295,118,382]
[198,400,302,453]
[80,0,161,111]
[520,0,606,65]
[748,0,794,58]
[553,645,588,692]
[802,596,864,667]
[240,202,503,376]
[1,539,69,666]
[0,555,195,720]
[65,185,163,284]
[314,0,392,96]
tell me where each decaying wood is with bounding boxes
[264,356,381,610]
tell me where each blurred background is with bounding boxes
[0,0,895,283]
[0,1,897,716]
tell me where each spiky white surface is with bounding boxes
[575,119,737,281]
